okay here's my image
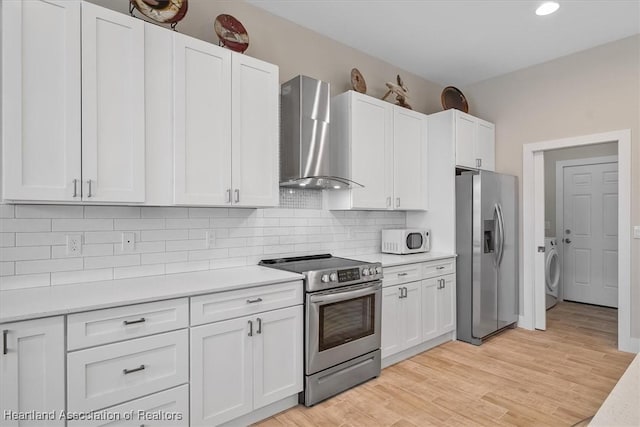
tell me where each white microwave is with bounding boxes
[381,229,430,254]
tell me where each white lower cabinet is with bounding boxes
[0,317,65,427]
[422,274,456,342]
[190,305,303,426]
[381,281,421,358]
[67,385,189,427]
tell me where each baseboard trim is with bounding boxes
[382,332,454,368]
[219,395,299,427]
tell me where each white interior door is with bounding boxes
[562,162,618,307]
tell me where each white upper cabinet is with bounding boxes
[173,33,232,206]
[81,2,145,202]
[231,54,280,207]
[1,0,81,202]
[327,91,427,211]
[1,1,145,203]
[393,107,428,210]
[431,109,496,171]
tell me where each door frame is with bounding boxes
[522,129,636,353]
[555,155,618,303]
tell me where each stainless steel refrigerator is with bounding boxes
[456,170,518,345]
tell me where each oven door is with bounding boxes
[306,281,382,375]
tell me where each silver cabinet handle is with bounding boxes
[123,364,145,375]
[476,158,482,168]
[246,297,263,304]
[2,330,7,355]
[398,288,403,299]
[86,179,93,197]
[397,272,408,277]
[256,318,262,334]
[248,320,253,337]
[123,317,146,326]
[234,189,240,203]
[226,189,231,203]
[436,266,445,270]
[396,197,400,208]
[72,179,79,197]
[386,197,391,207]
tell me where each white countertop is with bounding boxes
[355,252,456,267]
[0,266,304,324]
[590,352,639,426]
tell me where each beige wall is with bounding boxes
[464,35,640,338]
[88,0,444,114]
[544,142,618,237]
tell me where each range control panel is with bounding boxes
[318,265,383,285]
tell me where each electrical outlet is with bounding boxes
[206,230,216,248]
[633,226,640,239]
[66,234,82,256]
[121,232,135,253]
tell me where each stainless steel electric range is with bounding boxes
[259,254,383,406]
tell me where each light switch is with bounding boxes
[633,226,640,239]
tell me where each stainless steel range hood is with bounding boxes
[280,75,362,189]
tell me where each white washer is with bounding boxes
[545,237,560,309]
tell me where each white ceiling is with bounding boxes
[248,0,640,87]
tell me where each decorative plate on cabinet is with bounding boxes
[441,86,469,113]
[129,0,189,26]
[214,14,249,53]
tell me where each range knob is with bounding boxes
[375,266,382,274]
[329,272,338,282]
[321,274,330,283]
[362,268,370,276]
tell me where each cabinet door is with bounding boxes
[393,107,428,210]
[455,111,476,169]
[174,33,232,205]
[381,285,403,358]
[253,306,303,409]
[421,278,439,341]
[190,317,252,426]
[350,93,393,209]
[402,281,422,350]
[81,2,145,202]
[231,54,279,207]
[438,275,456,333]
[2,0,81,202]
[476,120,495,171]
[0,317,65,427]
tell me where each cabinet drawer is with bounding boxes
[190,281,303,326]
[67,330,188,412]
[423,258,455,279]
[382,264,422,287]
[68,385,189,427]
[67,298,189,350]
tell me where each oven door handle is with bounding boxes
[308,282,381,304]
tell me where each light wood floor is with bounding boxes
[255,301,634,427]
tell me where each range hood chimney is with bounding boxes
[280,75,361,189]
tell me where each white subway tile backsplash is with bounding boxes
[114,218,164,230]
[0,205,15,218]
[16,258,83,275]
[114,264,165,280]
[0,246,50,261]
[0,262,15,276]
[84,254,140,270]
[16,205,83,218]
[0,219,51,232]
[52,219,112,232]
[0,203,405,287]
[84,206,141,218]
[0,273,50,290]
[0,233,15,247]
[51,269,113,286]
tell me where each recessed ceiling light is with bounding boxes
[536,1,560,16]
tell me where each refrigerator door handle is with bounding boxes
[496,203,505,266]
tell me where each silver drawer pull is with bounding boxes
[436,266,445,270]
[3,330,8,355]
[123,317,146,326]
[246,297,263,304]
[397,273,408,277]
[123,364,145,375]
